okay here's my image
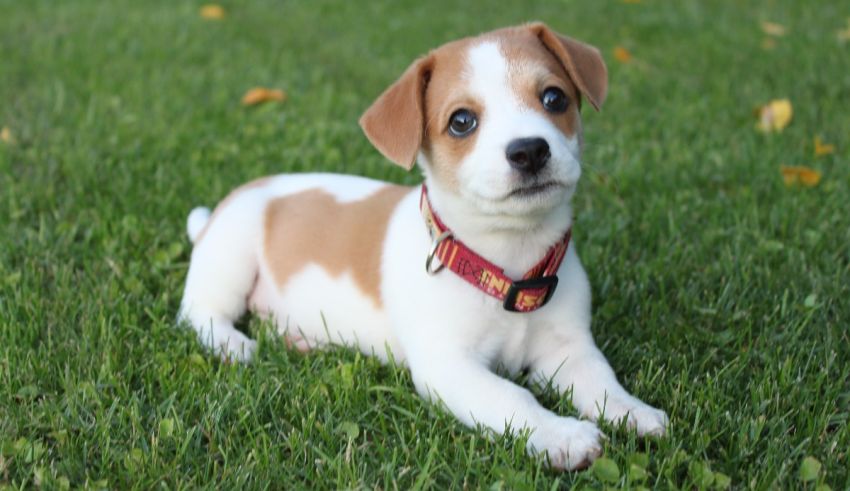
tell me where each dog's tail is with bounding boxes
[186,207,212,244]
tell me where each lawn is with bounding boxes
[1,0,849,489]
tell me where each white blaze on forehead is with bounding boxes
[462,40,556,149]
[464,41,548,113]
[465,41,519,112]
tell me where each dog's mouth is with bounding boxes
[505,181,565,199]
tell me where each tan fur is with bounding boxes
[421,38,482,192]
[360,24,601,192]
[193,177,272,245]
[497,28,582,137]
[359,58,433,169]
[527,23,608,110]
[263,185,410,307]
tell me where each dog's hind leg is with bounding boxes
[178,195,265,362]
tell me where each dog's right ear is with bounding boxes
[359,56,433,170]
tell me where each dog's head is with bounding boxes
[360,23,607,219]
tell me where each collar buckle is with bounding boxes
[503,275,559,312]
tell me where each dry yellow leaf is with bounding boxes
[760,21,786,37]
[0,126,12,144]
[780,165,821,187]
[756,99,792,133]
[837,19,850,42]
[200,4,225,20]
[613,46,632,63]
[798,169,821,186]
[814,136,835,157]
[241,87,287,106]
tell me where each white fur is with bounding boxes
[250,263,402,361]
[178,173,394,361]
[186,207,211,243]
[178,40,666,471]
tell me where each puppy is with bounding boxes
[179,23,668,470]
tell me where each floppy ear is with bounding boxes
[359,56,433,170]
[528,22,607,110]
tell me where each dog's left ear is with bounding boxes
[359,56,434,170]
[528,23,608,110]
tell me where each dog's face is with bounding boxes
[361,23,607,218]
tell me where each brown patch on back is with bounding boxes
[193,177,272,245]
[263,185,410,307]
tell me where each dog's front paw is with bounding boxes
[527,417,604,471]
[587,394,668,437]
[213,332,257,363]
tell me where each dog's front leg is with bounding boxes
[529,330,668,437]
[407,350,603,470]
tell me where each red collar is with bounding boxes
[419,184,570,313]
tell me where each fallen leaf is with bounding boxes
[814,136,835,157]
[804,293,817,308]
[338,421,360,439]
[628,464,647,482]
[714,472,732,490]
[780,168,797,186]
[200,4,225,20]
[756,99,792,132]
[0,126,13,144]
[592,457,620,483]
[761,37,776,50]
[837,18,850,42]
[781,165,822,187]
[761,21,787,37]
[798,169,822,186]
[159,418,175,437]
[688,461,715,488]
[799,456,822,482]
[241,87,287,106]
[613,46,632,63]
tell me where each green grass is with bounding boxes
[1,0,849,488]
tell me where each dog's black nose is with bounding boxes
[506,138,550,174]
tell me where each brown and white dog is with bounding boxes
[178,23,667,470]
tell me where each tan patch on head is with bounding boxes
[418,28,584,190]
[420,38,480,192]
[494,27,581,137]
[263,185,410,307]
[360,23,608,186]
[362,24,602,192]
[193,176,272,246]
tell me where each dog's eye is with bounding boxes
[541,87,569,113]
[448,109,478,137]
